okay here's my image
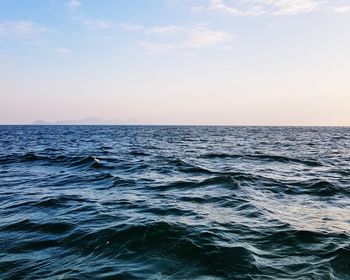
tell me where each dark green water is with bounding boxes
[0,126,349,279]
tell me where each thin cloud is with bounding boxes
[330,5,350,14]
[0,21,46,39]
[185,26,233,48]
[138,25,234,54]
[55,48,73,54]
[118,23,183,34]
[71,16,113,30]
[65,0,81,12]
[117,23,145,32]
[145,25,184,34]
[74,17,111,30]
[209,0,320,16]
[178,0,350,16]
[70,17,234,54]
[138,42,179,54]
[210,0,252,15]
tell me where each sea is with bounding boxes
[0,125,349,280]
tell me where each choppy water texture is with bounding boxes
[1,126,350,280]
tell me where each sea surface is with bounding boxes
[0,126,349,280]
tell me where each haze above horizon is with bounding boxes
[1,0,349,126]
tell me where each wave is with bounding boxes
[70,155,101,166]
[153,175,239,190]
[68,156,116,170]
[200,153,322,167]
[129,150,150,156]
[0,152,70,165]
[1,219,74,234]
[0,153,114,171]
[65,221,256,275]
[167,158,215,174]
[18,194,88,208]
[286,180,346,197]
[0,152,48,164]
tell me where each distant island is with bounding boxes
[32,117,139,125]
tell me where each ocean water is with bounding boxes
[0,125,349,280]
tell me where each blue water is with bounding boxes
[0,126,349,279]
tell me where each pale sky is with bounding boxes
[0,0,349,125]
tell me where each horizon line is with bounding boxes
[0,124,349,128]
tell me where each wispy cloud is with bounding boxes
[65,0,81,12]
[175,0,350,16]
[207,0,320,16]
[0,21,46,39]
[330,5,350,14]
[78,18,111,30]
[185,26,233,48]
[117,23,184,34]
[209,0,253,16]
[146,25,184,34]
[137,25,234,54]
[55,48,73,54]
[69,15,233,54]
[117,23,145,32]
[138,42,179,54]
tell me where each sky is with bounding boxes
[0,0,349,125]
